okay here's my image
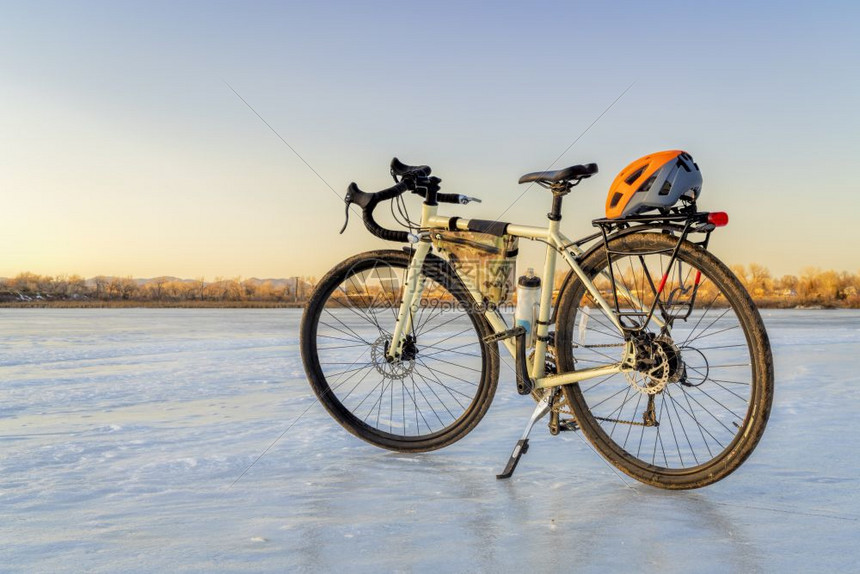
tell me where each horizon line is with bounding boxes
[2,262,860,283]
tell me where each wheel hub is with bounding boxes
[626,333,685,395]
[370,335,415,379]
[626,342,670,395]
[655,335,685,384]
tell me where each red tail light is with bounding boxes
[707,212,729,227]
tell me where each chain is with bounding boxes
[595,396,659,427]
[594,415,658,427]
[573,343,626,349]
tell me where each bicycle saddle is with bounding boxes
[518,163,598,184]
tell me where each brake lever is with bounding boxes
[339,202,350,234]
[339,188,354,234]
[459,195,482,205]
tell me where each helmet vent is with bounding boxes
[605,150,703,219]
[624,165,648,185]
[637,174,657,193]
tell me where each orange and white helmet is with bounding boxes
[605,150,703,219]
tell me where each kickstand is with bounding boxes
[496,393,553,479]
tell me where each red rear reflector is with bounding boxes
[657,273,669,294]
[708,212,729,227]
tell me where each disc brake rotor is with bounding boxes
[370,335,414,379]
[626,342,670,395]
[655,335,685,384]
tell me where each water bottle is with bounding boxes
[515,268,541,347]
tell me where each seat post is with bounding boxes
[547,182,571,221]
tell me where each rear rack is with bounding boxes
[591,204,717,332]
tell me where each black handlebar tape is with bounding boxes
[345,177,455,243]
[345,181,410,242]
[362,205,409,243]
[376,181,409,201]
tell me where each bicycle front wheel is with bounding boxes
[555,233,773,489]
[300,249,499,452]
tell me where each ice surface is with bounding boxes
[1,308,858,572]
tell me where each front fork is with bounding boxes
[386,241,431,361]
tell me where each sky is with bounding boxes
[1,1,858,280]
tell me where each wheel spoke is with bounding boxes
[579,307,623,338]
[555,233,771,486]
[306,254,493,443]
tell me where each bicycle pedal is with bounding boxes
[558,419,580,432]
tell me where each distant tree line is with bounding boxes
[0,273,317,306]
[1,265,859,308]
[560,263,860,309]
[727,264,860,308]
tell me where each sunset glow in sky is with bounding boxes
[1,1,857,279]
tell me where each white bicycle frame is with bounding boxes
[386,201,640,390]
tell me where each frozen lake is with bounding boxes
[1,308,858,572]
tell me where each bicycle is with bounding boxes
[300,153,773,489]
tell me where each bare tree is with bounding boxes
[748,263,773,297]
[798,267,821,300]
[93,276,109,299]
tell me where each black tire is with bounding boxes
[555,233,773,489]
[300,249,499,452]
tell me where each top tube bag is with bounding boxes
[431,230,519,306]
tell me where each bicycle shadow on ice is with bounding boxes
[269,425,764,572]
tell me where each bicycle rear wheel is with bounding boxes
[555,233,773,489]
[300,249,499,452]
